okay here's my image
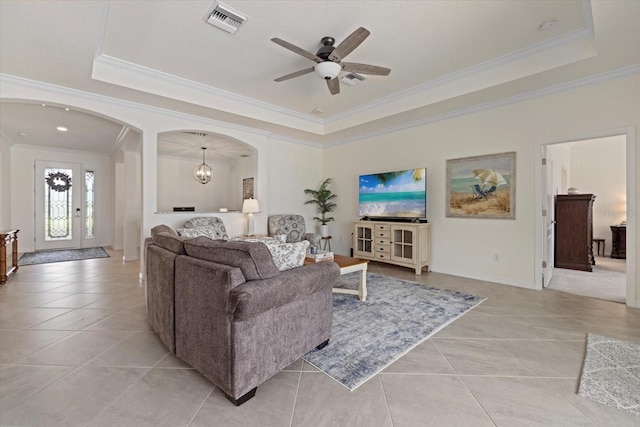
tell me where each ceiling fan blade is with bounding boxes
[271,38,323,63]
[326,78,340,95]
[274,67,315,82]
[329,27,370,62]
[341,62,391,76]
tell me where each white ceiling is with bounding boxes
[1,1,639,155]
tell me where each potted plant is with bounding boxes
[304,178,337,238]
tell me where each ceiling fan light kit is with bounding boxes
[271,27,390,95]
[315,61,342,80]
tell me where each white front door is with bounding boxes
[35,161,83,250]
[542,148,554,288]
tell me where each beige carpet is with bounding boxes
[549,256,626,303]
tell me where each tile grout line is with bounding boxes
[288,370,304,427]
[186,384,216,427]
[377,373,396,426]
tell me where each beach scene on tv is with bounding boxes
[448,155,513,217]
[359,168,426,218]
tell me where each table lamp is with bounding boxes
[242,198,260,236]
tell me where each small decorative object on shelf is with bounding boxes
[306,250,334,263]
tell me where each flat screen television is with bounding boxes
[358,168,427,219]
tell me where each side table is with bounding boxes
[321,236,332,251]
[1,229,19,285]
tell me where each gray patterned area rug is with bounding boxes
[578,334,640,417]
[302,272,486,390]
[18,247,110,266]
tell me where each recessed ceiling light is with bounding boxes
[311,107,325,115]
[56,126,68,132]
[538,19,557,31]
[18,132,28,136]
[65,107,70,111]
[41,103,46,107]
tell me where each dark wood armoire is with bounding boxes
[555,194,595,272]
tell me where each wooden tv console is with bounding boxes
[353,221,430,275]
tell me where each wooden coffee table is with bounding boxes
[306,254,369,301]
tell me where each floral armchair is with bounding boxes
[268,214,321,248]
[177,217,229,240]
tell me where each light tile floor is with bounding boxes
[1,248,639,426]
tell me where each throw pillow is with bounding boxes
[262,240,309,271]
[272,234,287,243]
[230,237,308,271]
[177,227,227,240]
[230,235,286,244]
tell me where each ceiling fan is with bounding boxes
[271,27,391,95]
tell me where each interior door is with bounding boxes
[35,161,82,250]
[542,148,554,287]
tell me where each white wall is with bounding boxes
[323,73,639,301]
[569,136,626,254]
[267,140,327,236]
[113,162,124,250]
[156,156,234,212]
[0,135,11,230]
[10,146,114,253]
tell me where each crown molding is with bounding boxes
[12,142,112,158]
[325,63,640,147]
[0,73,275,139]
[266,133,323,149]
[325,24,595,130]
[92,54,324,133]
[2,60,637,152]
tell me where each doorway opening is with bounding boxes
[537,130,635,306]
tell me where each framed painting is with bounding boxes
[242,177,254,200]
[446,152,516,219]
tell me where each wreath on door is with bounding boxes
[46,171,72,192]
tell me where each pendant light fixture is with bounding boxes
[193,145,213,184]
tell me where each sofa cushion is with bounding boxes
[184,237,279,280]
[152,231,186,255]
[229,261,340,321]
[151,224,178,237]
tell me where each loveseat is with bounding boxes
[145,225,340,405]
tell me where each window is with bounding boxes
[85,170,95,238]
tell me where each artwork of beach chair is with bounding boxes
[471,184,486,200]
[484,186,498,198]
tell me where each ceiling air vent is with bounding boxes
[203,1,248,34]
[340,73,365,87]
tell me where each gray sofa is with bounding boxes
[145,225,340,405]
